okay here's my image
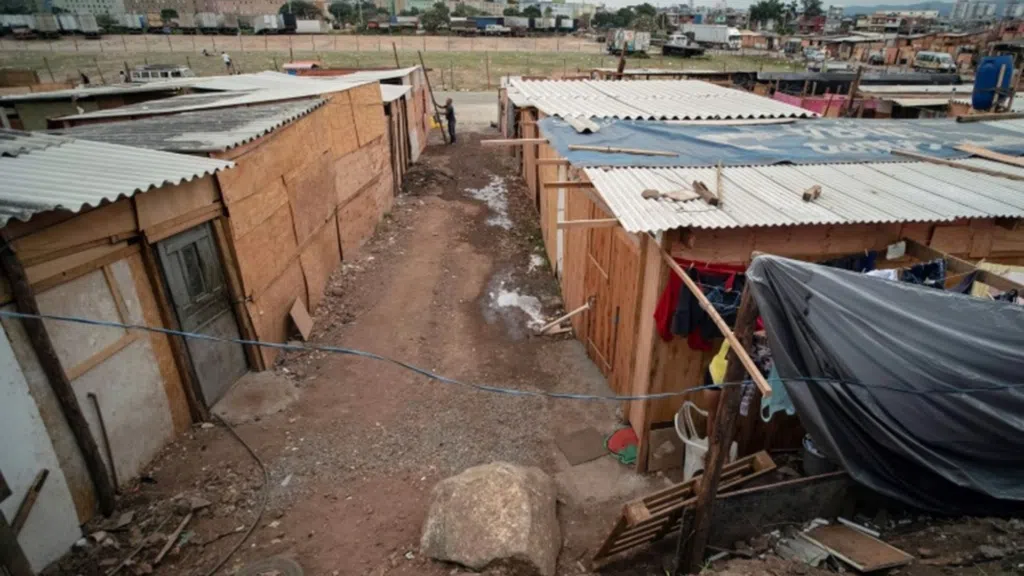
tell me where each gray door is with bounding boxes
[157,223,248,406]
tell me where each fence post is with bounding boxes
[167,34,172,52]
[93,56,105,83]
[43,56,55,82]
[485,51,491,89]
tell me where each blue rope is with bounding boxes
[0,310,1017,398]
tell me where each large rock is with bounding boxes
[420,462,561,576]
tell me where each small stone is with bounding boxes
[173,499,192,515]
[405,551,415,560]
[189,496,211,511]
[90,530,109,543]
[918,547,939,559]
[200,422,215,429]
[133,562,153,575]
[777,466,801,478]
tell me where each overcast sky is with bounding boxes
[596,0,935,9]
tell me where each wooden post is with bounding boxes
[485,51,491,89]
[678,285,759,574]
[843,65,863,117]
[93,56,105,84]
[0,233,116,517]
[616,49,626,79]
[43,57,55,83]
[418,50,448,144]
[392,41,400,68]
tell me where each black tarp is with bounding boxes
[746,255,1024,515]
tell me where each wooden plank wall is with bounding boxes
[537,142,559,269]
[521,109,539,208]
[0,175,227,522]
[215,83,391,366]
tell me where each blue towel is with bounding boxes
[760,366,795,422]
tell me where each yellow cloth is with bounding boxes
[709,340,730,385]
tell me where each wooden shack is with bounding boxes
[0,130,234,571]
[501,86,1024,470]
[63,83,395,368]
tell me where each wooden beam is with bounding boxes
[543,181,593,189]
[955,143,1024,168]
[536,158,570,166]
[692,181,721,207]
[630,233,666,474]
[557,218,619,229]
[680,285,758,574]
[0,512,33,576]
[480,138,548,146]
[904,238,1024,294]
[891,149,1024,181]
[956,111,1024,123]
[0,232,116,516]
[210,217,263,371]
[567,144,678,157]
[657,248,772,397]
[10,469,48,534]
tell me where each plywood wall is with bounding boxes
[215,85,392,366]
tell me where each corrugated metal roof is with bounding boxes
[381,84,412,103]
[59,99,326,153]
[506,79,815,120]
[583,160,1024,233]
[0,129,233,226]
[0,78,203,103]
[54,81,371,122]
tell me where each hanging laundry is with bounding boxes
[822,251,877,273]
[760,366,796,422]
[865,268,899,281]
[653,258,746,343]
[901,258,946,289]
[671,269,746,350]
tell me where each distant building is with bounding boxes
[824,4,844,32]
[52,0,126,15]
[853,9,936,33]
[950,0,999,21]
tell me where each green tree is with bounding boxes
[614,6,634,26]
[503,6,520,15]
[0,0,33,14]
[419,1,449,31]
[592,10,616,27]
[631,13,655,31]
[279,0,321,18]
[96,13,115,28]
[543,5,552,17]
[749,0,784,28]
[399,6,418,14]
[633,2,656,17]
[160,7,178,19]
[578,11,591,28]
[51,6,68,13]
[801,0,822,17]
[329,0,355,22]
[522,4,541,17]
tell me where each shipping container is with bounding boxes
[79,13,100,35]
[253,14,280,33]
[57,13,79,32]
[122,13,145,31]
[505,15,529,29]
[0,14,36,31]
[196,12,220,30]
[176,13,196,30]
[295,19,326,33]
[35,13,59,36]
[679,24,741,49]
[558,17,573,30]
[222,13,239,30]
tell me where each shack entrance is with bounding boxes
[156,223,247,406]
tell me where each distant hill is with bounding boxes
[843,1,955,16]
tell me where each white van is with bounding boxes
[914,51,957,73]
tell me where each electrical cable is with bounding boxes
[203,414,269,576]
[0,309,1018,397]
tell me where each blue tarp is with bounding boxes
[537,117,1024,167]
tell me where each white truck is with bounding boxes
[252,14,280,33]
[607,29,651,55]
[679,24,741,50]
[295,19,327,33]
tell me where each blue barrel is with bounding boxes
[973,55,1015,111]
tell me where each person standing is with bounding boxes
[444,97,456,144]
[221,51,233,74]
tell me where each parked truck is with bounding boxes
[252,14,280,33]
[679,24,740,49]
[294,18,326,33]
[57,13,79,33]
[607,29,650,55]
[175,13,196,32]
[222,13,239,32]
[34,13,59,37]
[196,12,220,32]
[145,11,163,31]
[79,14,100,36]
[121,13,145,32]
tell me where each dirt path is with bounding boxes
[60,131,669,576]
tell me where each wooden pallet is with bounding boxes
[593,451,777,563]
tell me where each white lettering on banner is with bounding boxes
[803,140,944,154]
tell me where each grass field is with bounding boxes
[0,48,803,91]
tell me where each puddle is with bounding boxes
[465,175,511,229]
[481,269,549,339]
[529,254,546,272]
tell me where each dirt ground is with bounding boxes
[50,129,671,576]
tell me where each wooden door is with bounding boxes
[157,223,247,406]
